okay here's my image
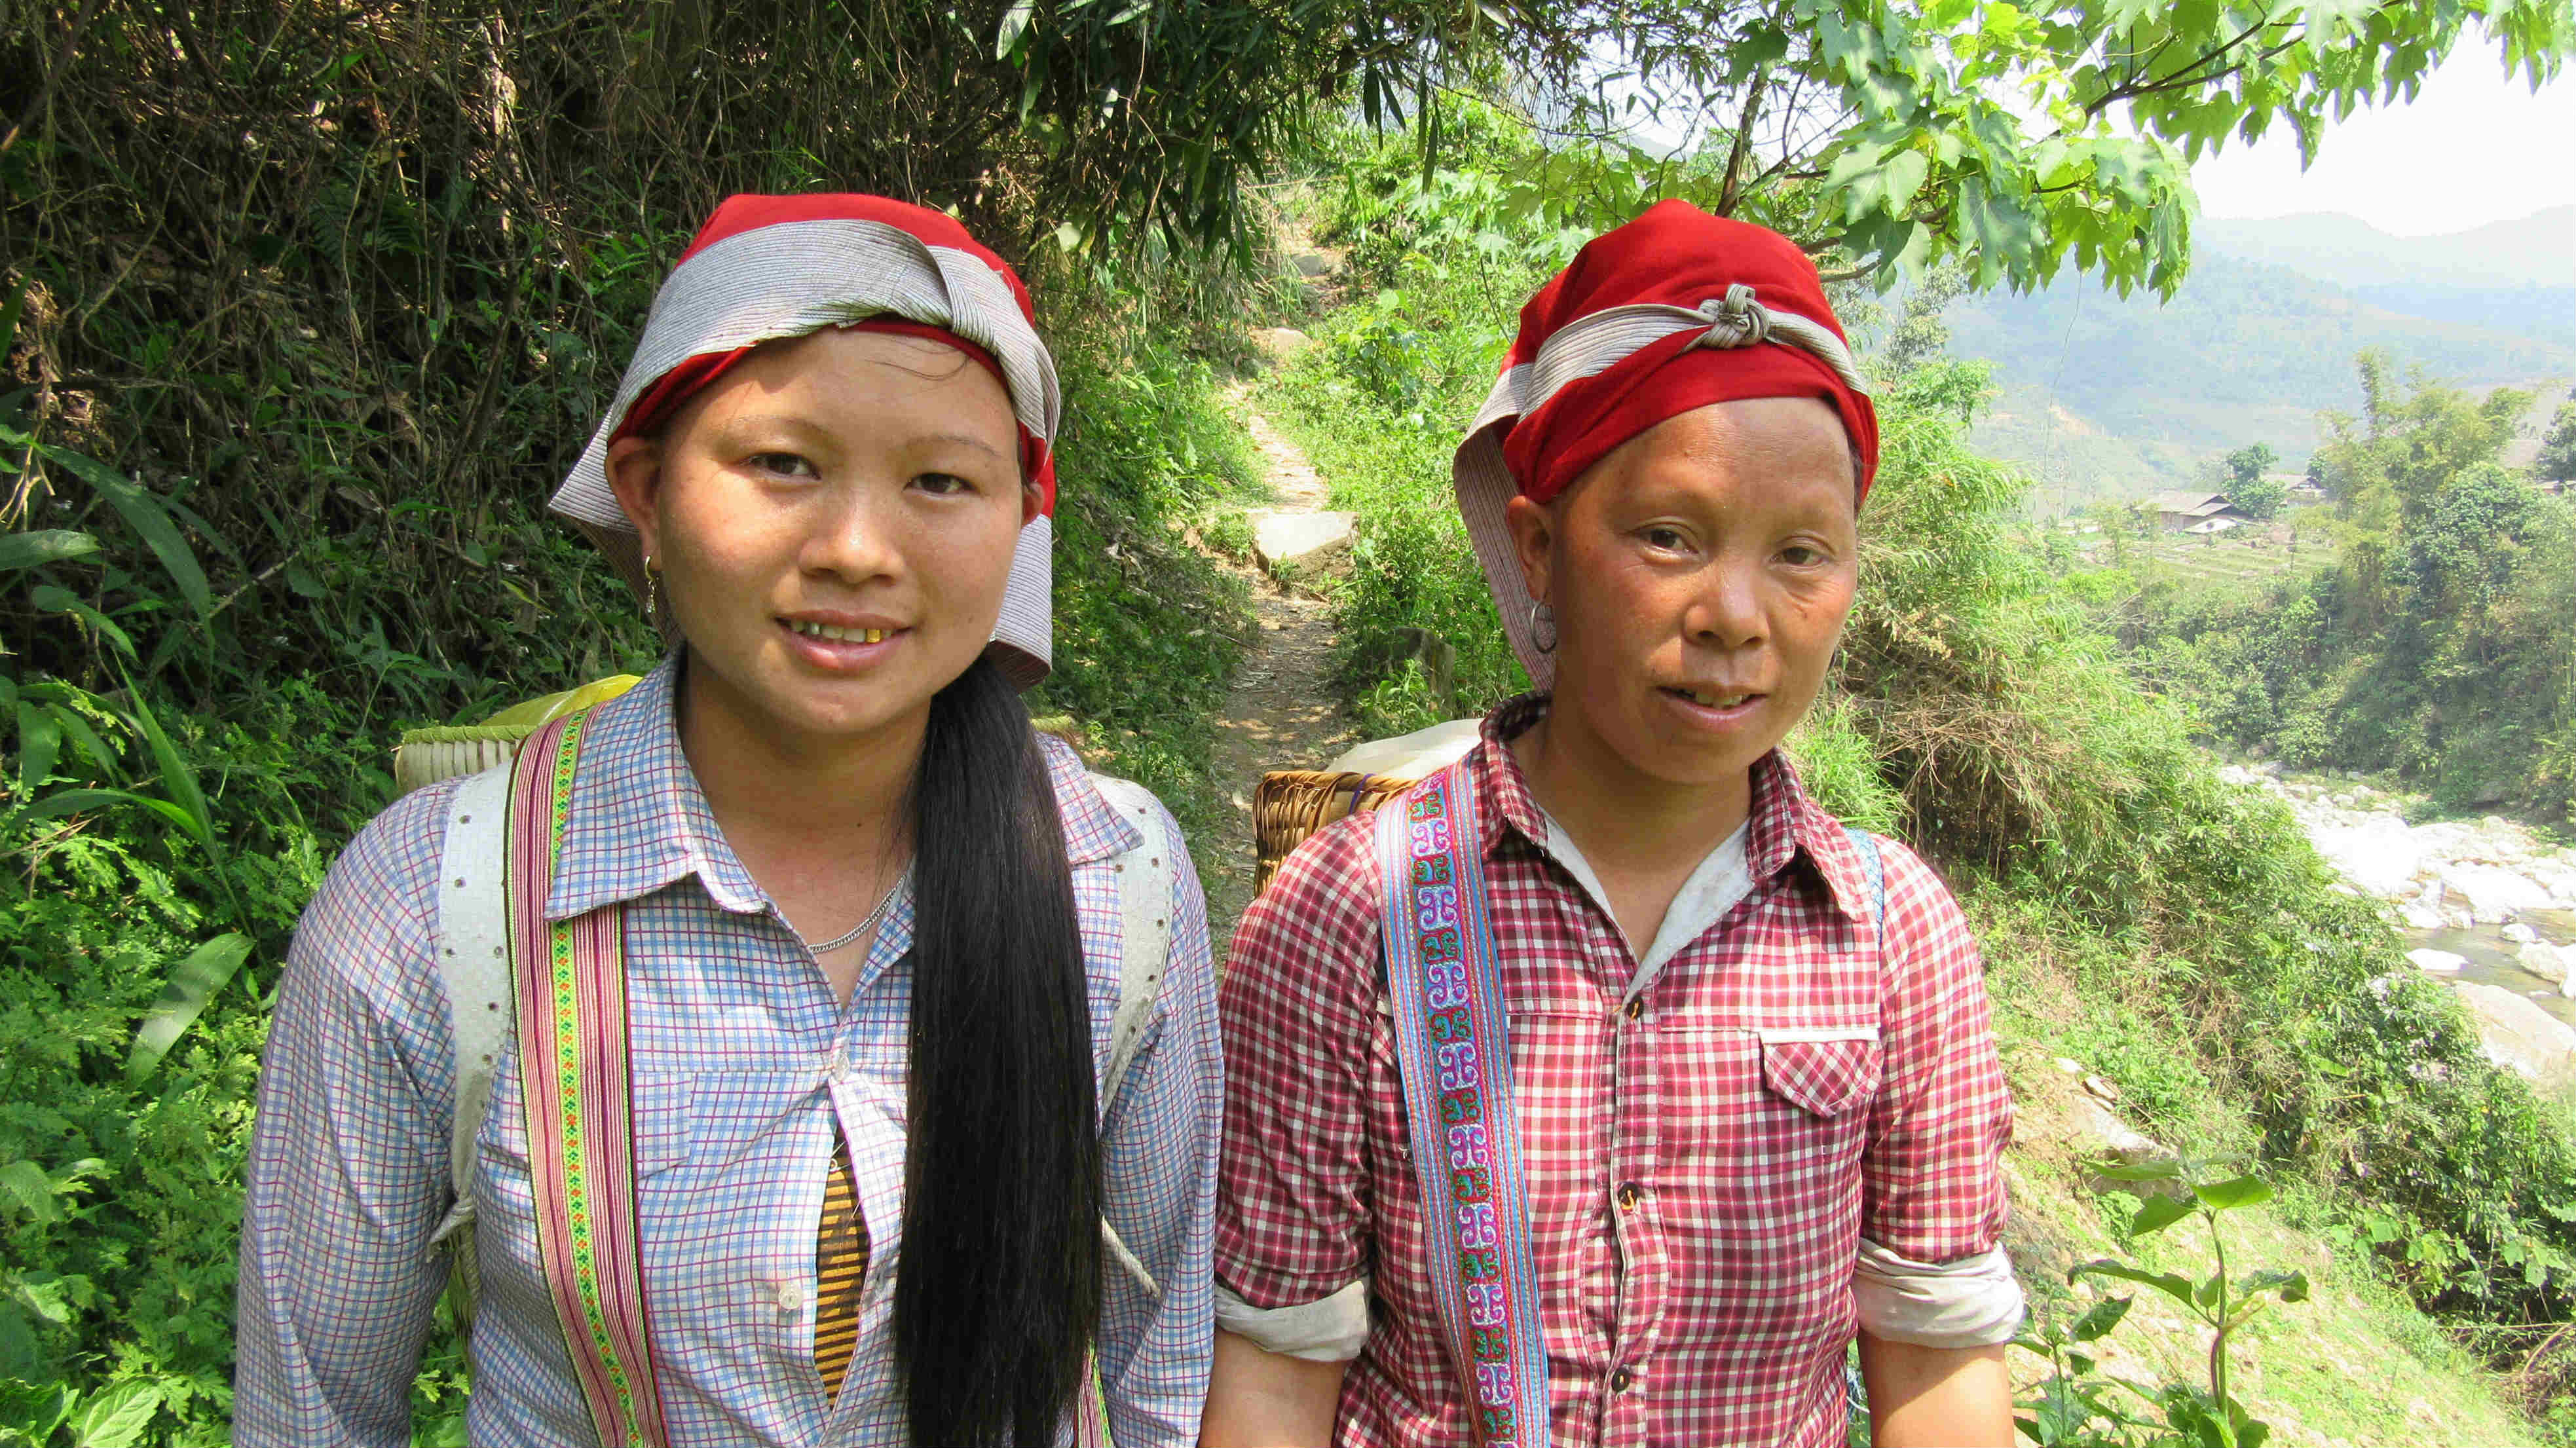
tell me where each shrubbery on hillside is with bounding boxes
[2117,359,2576,818]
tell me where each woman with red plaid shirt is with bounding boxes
[1202,203,2022,1447]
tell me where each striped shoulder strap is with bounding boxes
[1373,762,1550,1448]
[505,711,675,1447]
[1841,825,1886,933]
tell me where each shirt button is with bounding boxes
[1616,1182,1643,1212]
[823,1042,848,1085]
[774,1278,808,1314]
[1610,1367,1635,1394]
[1622,998,1644,1022]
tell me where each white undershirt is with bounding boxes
[1535,808,1753,1003]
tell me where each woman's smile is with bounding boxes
[777,612,909,671]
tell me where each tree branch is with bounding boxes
[1717,67,1770,216]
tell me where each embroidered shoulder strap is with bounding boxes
[1841,825,1886,933]
[506,712,674,1447]
[1373,762,1550,1448]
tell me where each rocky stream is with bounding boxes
[2216,764,2576,1091]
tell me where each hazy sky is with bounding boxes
[2189,46,2576,234]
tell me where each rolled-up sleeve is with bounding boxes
[1212,818,1382,1353]
[235,787,458,1446]
[1096,800,1225,1445]
[1856,836,2022,1345]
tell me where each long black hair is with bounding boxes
[896,654,1101,1446]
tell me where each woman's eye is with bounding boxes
[912,472,977,496]
[1643,527,1690,552]
[1780,544,1827,566]
[748,453,818,479]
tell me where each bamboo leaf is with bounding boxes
[28,584,137,659]
[119,682,219,862]
[38,444,215,631]
[0,530,100,571]
[125,933,255,1081]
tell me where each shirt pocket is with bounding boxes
[1658,1022,1880,1280]
[1753,1026,1882,1120]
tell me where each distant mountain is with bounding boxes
[2348,282,2575,350]
[2199,207,2573,289]
[1940,247,2574,510]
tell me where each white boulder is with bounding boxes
[2307,820,2425,899]
[2505,923,2542,945]
[1251,510,1358,576]
[2454,982,2576,1089]
[2407,948,2468,974]
[2439,864,2554,925]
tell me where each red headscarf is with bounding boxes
[1453,200,1878,685]
[1495,200,1876,503]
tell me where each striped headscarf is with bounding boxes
[549,193,1064,687]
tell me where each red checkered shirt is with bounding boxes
[1216,696,2013,1447]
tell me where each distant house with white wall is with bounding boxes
[2142,491,2252,533]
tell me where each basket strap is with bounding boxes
[1375,763,1550,1448]
[508,713,673,1447]
[426,762,514,1312]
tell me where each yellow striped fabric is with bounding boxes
[813,1142,870,1401]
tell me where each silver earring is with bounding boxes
[1527,599,1558,655]
[641,553,660,631]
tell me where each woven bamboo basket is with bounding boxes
[1250,770,1409,897]
[1251,716,1488,895]
[392,675,643,796]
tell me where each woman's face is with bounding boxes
[1507,395,1859,789]
[607,327,1028,749]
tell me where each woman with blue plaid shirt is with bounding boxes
[234,195,1222,1447]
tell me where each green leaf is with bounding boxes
[0,1378,71,1440]
[2068,1293,2133,1341]
[0,1160,60,1224]
[995,0,1036,60]
[2070,1258,2197,1308]
[38,443,214,631]
[27,585,136,659]
[2238,1268,2309,1304]
[119,683,218,861]
[16,703,59,793]
[125,933,255,1081]
[1879,148,1931,210]
[2129,1192,2197,1236]
[0,530,100,572]
[2193,1174,2273,1213]
[65,1380,160,1448]
[2089,1156,2182,1182]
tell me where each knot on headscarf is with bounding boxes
[1450,200,1880,686]
[1687,283,1868,389]
[1698,284,1772,348]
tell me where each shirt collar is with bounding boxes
[1470,692,1882,929]
[542,656,1140,921]
[546,656,762,920]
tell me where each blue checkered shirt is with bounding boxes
[236,660,1222,1445]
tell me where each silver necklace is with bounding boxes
[807,868,908,955]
